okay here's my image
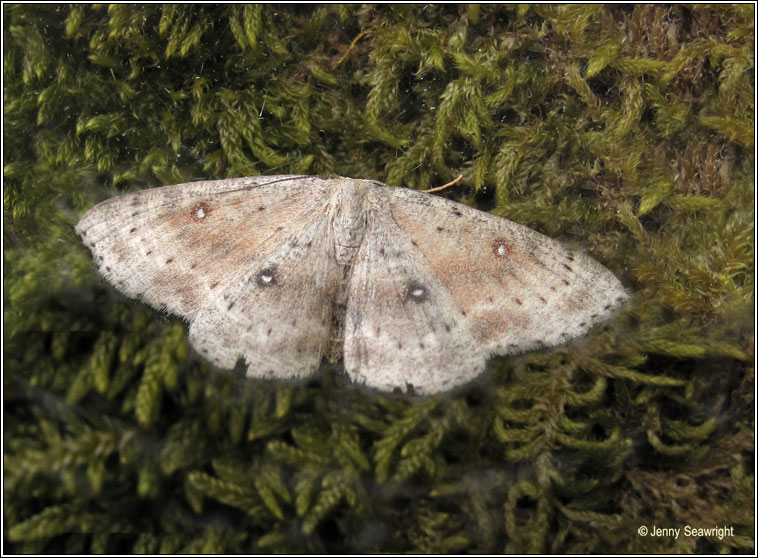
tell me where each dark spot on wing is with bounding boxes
[191,202,211,222]
[256,266,277,287]
[492,240,513,258]
[406,281,428,303]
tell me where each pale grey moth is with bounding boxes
[76,175,629,394]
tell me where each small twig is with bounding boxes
[425,174,463,193]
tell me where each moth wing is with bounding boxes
[343,184,628,394]
[77,175,330,317]
[188,211,341,377]
[343,189,485,394]
[77,175,340,377]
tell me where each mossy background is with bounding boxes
[3,4,754,554]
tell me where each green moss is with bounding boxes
[4,4,753,553]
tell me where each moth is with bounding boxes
[76,175,629,394]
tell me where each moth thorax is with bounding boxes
[331,180,368,265]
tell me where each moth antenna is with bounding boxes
[334,30,369,67]
[424,174,463,194]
